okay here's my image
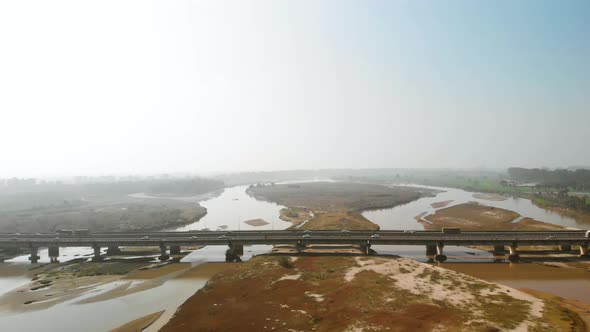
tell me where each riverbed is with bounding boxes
[1,182,589,331]
[363,184,585,230]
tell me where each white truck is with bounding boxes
[586,230,590,238]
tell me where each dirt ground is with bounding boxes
[161,255,576,332]
[297,211,379,231]
[248,182,427,212]
[423,202,564,231]
[110,310,164,332]
[250,182,430,231]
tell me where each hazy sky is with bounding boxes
[1,1,589,177]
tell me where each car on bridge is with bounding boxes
[586,230,590,238]
[370,234,380,239]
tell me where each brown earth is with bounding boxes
[243,218,269,227]
[296,211,379,231]
[249,182,429,231]
[248,182,426,212]
[423,202,564,231]
[522,288,590,331]
[279,207,311,225]
[161,255,554,332]
[110,310,164,332]
[431,200,454,208]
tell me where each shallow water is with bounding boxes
[174,185,291,232]
[363,184,587,262]
[441,263,590,303]
[0,263,220,332]
[363,184,585,230]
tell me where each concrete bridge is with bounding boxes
[0,230,588,263]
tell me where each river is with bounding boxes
[1,182,588,331]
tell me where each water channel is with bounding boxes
[1,182,588,331]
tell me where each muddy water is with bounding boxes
[363,184,585,230]
[174,185,291,232]
[0,262,228,332]
[441,263,590,303]
[364,184,588,262]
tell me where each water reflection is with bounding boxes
[363,184,584,230]
[174,185,291,232]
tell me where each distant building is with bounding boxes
[500,179,518,187]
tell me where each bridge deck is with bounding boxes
[0,230,588,248]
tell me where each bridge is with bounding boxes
[1,230,588,263]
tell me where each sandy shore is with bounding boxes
[473,193,508,201]
[111,310,164,332]
[160,255,580,331]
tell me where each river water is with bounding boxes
[1,182,588,330]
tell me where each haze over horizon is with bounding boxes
[1,1,589,177]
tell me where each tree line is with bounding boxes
[508,167,590,191]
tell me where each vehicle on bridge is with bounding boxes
[586,230,590,238]
[74,229,91,236]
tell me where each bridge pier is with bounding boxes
[29,247,40,264]
[48,246,59,263]
[434,244,447,262]
[295,241,306,253]
[559,244,572,252]
[107,245,122,256]
[580,245,588,257]
[492,245,505,255]
[170,245,181,256]
[508,244,520,262]
[159,244,169,261]
[426,245,437,257]
[92,245,103,262]
[225,244,243,262]
[360,242,372,255]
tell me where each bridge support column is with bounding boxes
[106,245,121,256]
[559,244,572,252]
[159,244,169,261]
[360,243,372,255]
[426,245,437,257]
[48,246,59,263]
[434,244,447,262]
[493,245,505,256]
[170,245,181,255]
[225,244,243,262]
[29,247,40,264]
[579,245,588,257]
[508,244,519,262]
[295,241,306,253]
[92,245,103,262]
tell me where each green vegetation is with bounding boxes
[508,167,590,190]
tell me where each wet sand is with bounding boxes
[243,218,270,226]
[0,262,230,332]
[473,193,508,201]
[111,310,164,332]
[440,262,590,302]
[430,200,454,208]
[424,202,565,231]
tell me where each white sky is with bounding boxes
[1,1,588,177]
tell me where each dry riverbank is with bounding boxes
[249,182,430,230]
[423,202,565,231]
[161,255,580,331]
